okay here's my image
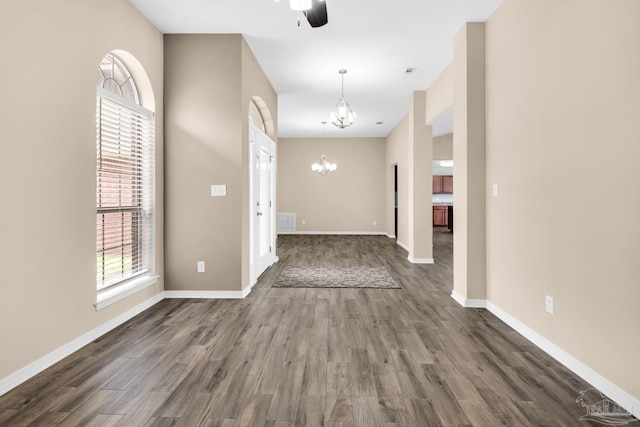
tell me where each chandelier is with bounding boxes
[312,155,337,175]
[330,69,356,129]
[311,121,337,175]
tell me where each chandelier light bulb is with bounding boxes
[338,104,347,118]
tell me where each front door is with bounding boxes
[250,123,276,284]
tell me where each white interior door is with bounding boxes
[250,123,276,284]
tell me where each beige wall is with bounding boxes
[385,116,410,241]
[0,0,164,379]
[485,0,640,401]
[406,91,433,262]
[433,133,453,160]
[164,34,277,292]
[278,138,386,233]
[425,63,453,125]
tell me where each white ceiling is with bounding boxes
[128,0,503,138]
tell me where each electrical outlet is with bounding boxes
[373,220,377,226]
[211,185,227,197]
[197,261,205,273]
[301,219,306,225]
[492,184,498,197]
[545,295,554,314]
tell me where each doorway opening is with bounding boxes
[249,98,277,287]
[393,164,398,241]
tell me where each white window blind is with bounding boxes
[96,88,155,291]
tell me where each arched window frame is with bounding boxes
[249,98,267,134]
[95,52,157,309]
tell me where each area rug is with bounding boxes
[272,266,400,289]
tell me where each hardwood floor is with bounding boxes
[0,231,618,426]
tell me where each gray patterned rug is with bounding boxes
[272,266,400,289]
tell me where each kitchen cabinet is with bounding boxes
[433,175,443,194]
[442,175,453,193]
[433,175,453,194]
[433,206,448,226]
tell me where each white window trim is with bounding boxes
[95,86,156,310]
[95,274,159,311]
[97,86,151,116]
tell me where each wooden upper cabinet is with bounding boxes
[433,175,443,194]
[433,175,453,194]
[442,176,453,193]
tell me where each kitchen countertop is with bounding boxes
[433,194,453,206]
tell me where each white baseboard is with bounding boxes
[484,301,640,419]
[397,241,435,264]
[385,233,396,239]
[450,290,487,308]
[0,292,164,398]
[279,231,388,236]
[408,256,434,264]
[163,290,248,299]
[449,291,639,419]
[0,286,256,398]
[7,286,637,421]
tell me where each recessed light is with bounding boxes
[405,67,417,74]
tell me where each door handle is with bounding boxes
[257,211,263,216]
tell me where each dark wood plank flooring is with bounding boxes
[0,231,623,426]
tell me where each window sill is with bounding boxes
[95,275,159,311]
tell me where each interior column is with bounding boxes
[407,90,434,264]
[452,23,487,303]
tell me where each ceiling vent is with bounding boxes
[405,67,417,74]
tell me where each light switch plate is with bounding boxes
[492,184,498,197]
[211,185,227,197]
[197,261,205,273]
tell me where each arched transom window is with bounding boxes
[249,98,266,134]
[96,52,156,307]
[98,53,139,103]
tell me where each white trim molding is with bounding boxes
[449,292,640,420]
[385,233,396,239]
[396,241,435,264]
[279,231,388,236]
[450,290,487,308]
[484,301,640,420]
[396,240,409,252]
[408,256,435,264]
[95,275,159,310]
[0,292,164,397]
[163,289,249,299]
[0,288,255,398]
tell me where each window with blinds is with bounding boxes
[96,53,155,293]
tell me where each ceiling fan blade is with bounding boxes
[304,0,328,27]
